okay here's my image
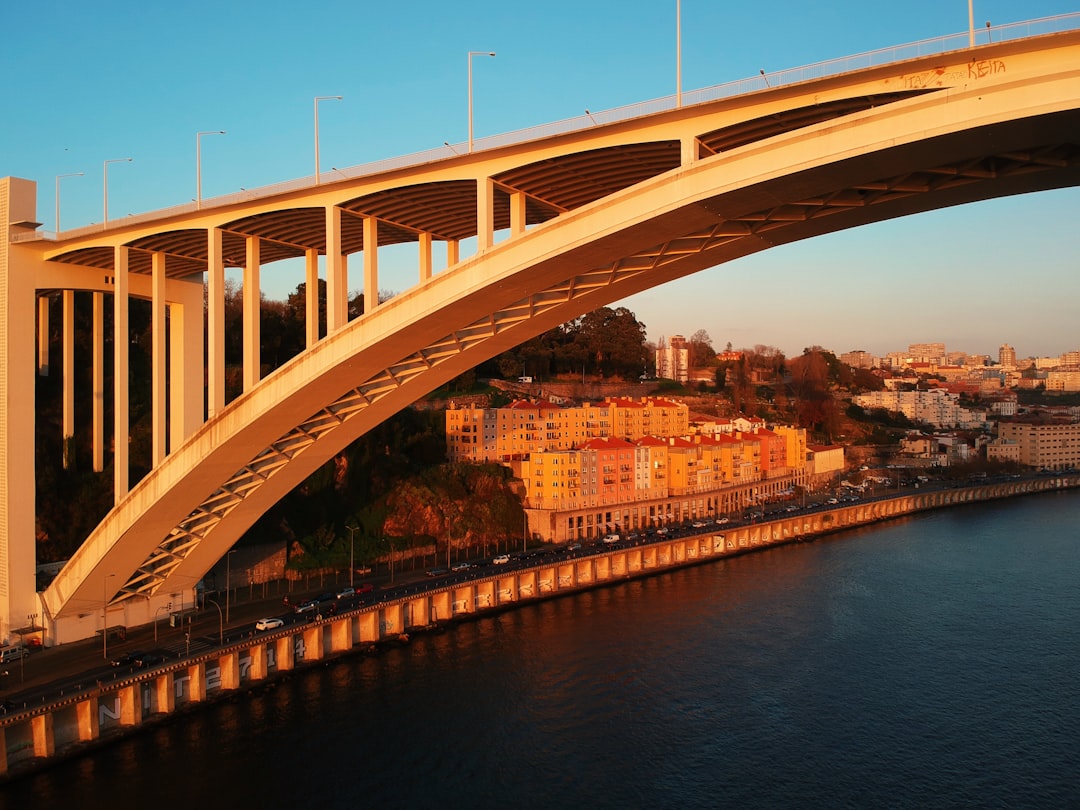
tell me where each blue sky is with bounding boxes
[3,0,1077,361]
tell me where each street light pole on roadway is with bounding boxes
[103,157,132,226]
[55,172,83,233]
[225,549,237,624]
[313,95,342,184]
[467,51,495,152]
[196,130,226,207]
[102,573,116,660]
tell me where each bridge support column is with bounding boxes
[118,683,139,726]
[171,274,205,447]
[207,227,225,416]
[219,650,240,690]
[364,216,379,313]
[187,661,206,702]
[302,625,324,661]
[37,294,49,374]
[153,672,175,714]
[93,292,104,471]
[509,190,526,236]
[62,290,75,468]
[31,712,55,759]
[418,232,433,282]
[113,245,130,499]
[305,247,319,348]
[243,235,261,391]
[77,696,99,742]
[325,205,346,332]
[330,616,352,652]
[446,238,459,267]
[274,635,294,671]
[250,641,268,680]
[357,611,378,642]
[151,251,167,465]
[477,177,495,251]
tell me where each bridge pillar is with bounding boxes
[304,247,319,348]
[243,235,261,391]
[446,238,459,266]
[357,611,378,642]
[0,177,41,640]
[509,190,526,235]
[31,712,55,759]
[302,625,324,661]
[151,251,167,465]
[219,650,240,690]
[62,290,75,468]
[76,696,99,741]
[113,245,130,499]
[118,683,139,726]
[325,206,346,331]
[477,177,494,251]
[274,635,294,671]
[207,227,225,416]
[171,274,205,447]
[153,672,175,714]
[363,216,378,313]
[187,661,206,702]
[249,640,268,680]
[330,616,352,652]
[92,292,104,471]
[418,232,433,282]
[36,294,48,374]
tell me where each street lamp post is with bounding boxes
[102,573,116,660]
[225,549,237,624]
[204,598,224,644]
[347,525,357,588]
[314,95,342,184]
[676,0,682,108]
[103,158,132,226]
[467,51,495,152]
[55,172,83,233]
[196,130,226,207]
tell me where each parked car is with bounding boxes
[492,554,511,565]
[426,568,449,577]
[356,583,375,595]
[294,599,319,614]
[655,527,669,535]
[255,617,285,631]
[451,562,472,572]
[691,521,707,528]
[566,542,582,552]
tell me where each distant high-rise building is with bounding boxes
[999,343,1017,368]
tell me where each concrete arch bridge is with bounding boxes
[2,17,1079,643]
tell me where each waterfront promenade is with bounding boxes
[2,472,1077,779]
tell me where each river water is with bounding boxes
[6,491,1080,809]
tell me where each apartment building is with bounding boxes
[853,388,987,429]
[997,423,1080,469]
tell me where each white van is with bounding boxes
[0,646,28,664]
[602,534,620,544]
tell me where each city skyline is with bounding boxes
[3,0,1077,359]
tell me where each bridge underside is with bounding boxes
[38,47,1080,631]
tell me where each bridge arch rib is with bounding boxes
[44,51,1080,625]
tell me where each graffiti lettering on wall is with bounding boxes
[896,59,1006,89]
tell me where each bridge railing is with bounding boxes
[19,12,1080,245]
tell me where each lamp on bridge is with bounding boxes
[314,95,343,184]
[467,51,495,152]
[103,158,132,226]
[102,572,116,660]
[55,172,83,233]
[196,130,226,208]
